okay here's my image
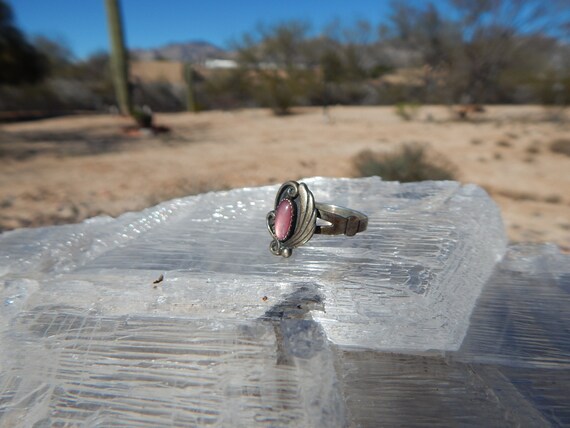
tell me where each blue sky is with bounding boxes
[8,0,405,59]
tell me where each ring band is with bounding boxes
[266,181,368,257]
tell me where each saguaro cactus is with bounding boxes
[105,0,131,115]
[184,63,198,113]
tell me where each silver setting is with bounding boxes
[266,181,317,258]
[267,180,368,258]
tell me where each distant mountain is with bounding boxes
[131,41,229,63]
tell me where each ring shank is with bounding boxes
[314,203,368,236]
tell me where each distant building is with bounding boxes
[204,59,238,69]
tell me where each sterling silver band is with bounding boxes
[314,203,368,236]
[267,181,368,258]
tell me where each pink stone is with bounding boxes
[274,199,294,241]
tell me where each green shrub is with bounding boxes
[202,68,256,110]
[394,102,421,121]
[131,107,153,128]
[354,143,456,182]
[262,74,296,116]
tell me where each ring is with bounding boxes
[266,181,368,257]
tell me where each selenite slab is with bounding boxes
[0,177,513,426]
[0,177,506,351]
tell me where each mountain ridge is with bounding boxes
[131,40,229,62]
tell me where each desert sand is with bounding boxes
[1,105,569,250]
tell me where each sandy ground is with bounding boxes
[1,105,569,250]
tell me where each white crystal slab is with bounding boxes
[0,177,506,352]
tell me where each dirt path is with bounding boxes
[1,106,569,250]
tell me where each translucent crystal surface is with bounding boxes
[1,177,568,426]
[342,244,570,427]
[0,177,506,351]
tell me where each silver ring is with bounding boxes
[266,181,368,258]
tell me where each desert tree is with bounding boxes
[387,1,462,102]
[311,19,393,109]
[32,36,76,79]
[234,21,324,115]
[387,0,570,104]
[75,52,115,107]
[340,20,376,81]
[0,0,48,86]
[233,21,313,115]
[450,0,569,103]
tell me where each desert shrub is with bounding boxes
[0,78,112,112]
[544,194,562,204]
[307,81,371,106]
[202,68,256,110]
[131,107,153,128]
[495,189,539,201]
[132,82,184,112]
[496,140,512,148]
[49,78,98,109]
[550,139,570,156]
[394,102,421,121]
[260,74,297,115]
[354,143,456,182]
